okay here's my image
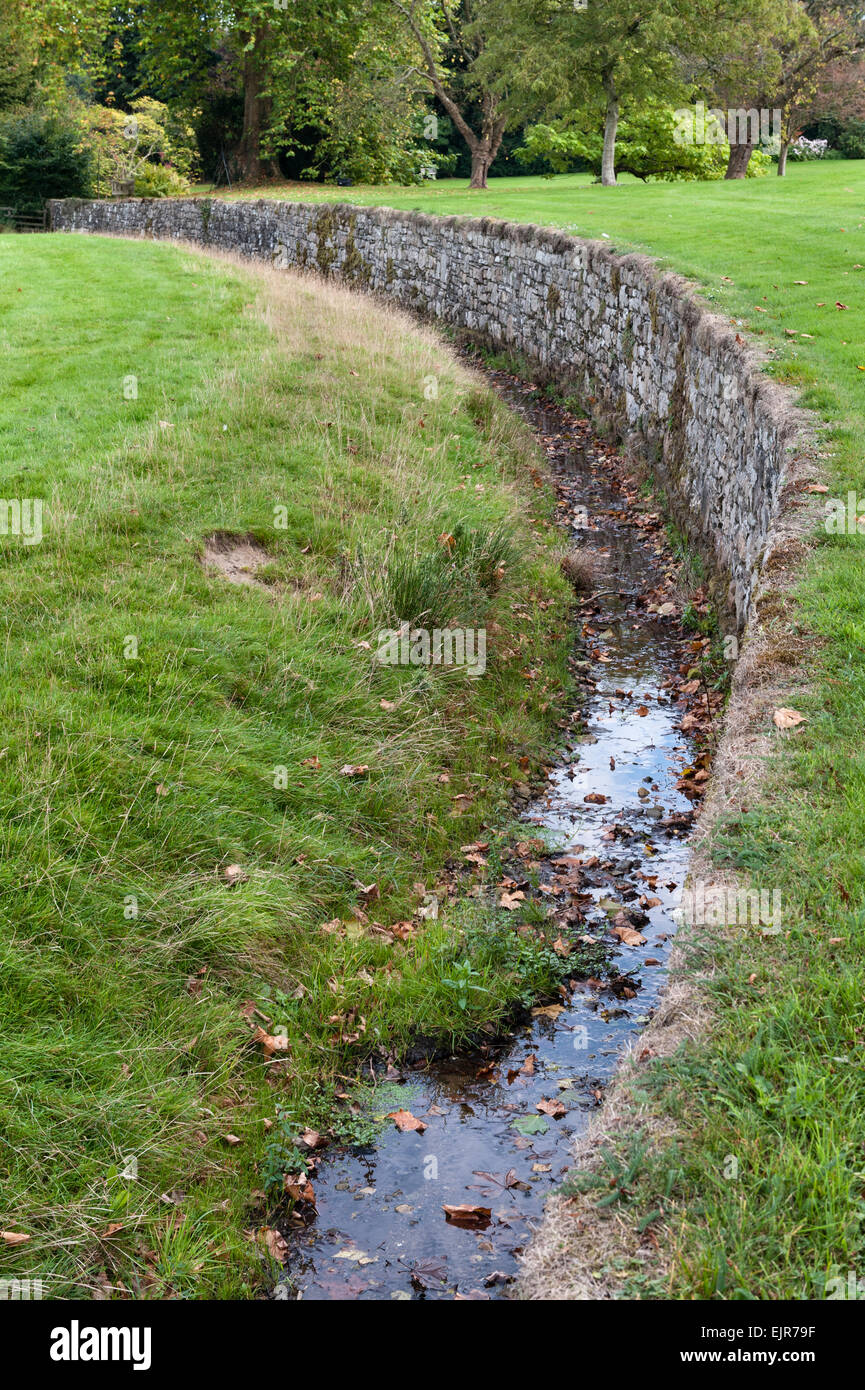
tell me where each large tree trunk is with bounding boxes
[777,139,789,176]
[601,84,619,186]
[725,140,755,179]
[237,32,280,183]
[469,146,492,188]
[467,112,505,189]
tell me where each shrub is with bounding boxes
[837,125,865,160]
[0,110,92,215]
[133,163,190,197]
[747,148,773,177]
[81,98,197,197]
[788,136,829,162]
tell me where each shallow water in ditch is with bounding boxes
[275,374,704,1300]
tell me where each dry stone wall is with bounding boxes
[49,195,800,625]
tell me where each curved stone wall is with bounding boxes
[48,195,801,625]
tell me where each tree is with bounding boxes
[0,0,115,106]
[0,2,39,111]
[0,108,92,212]
[772,2,865,175]
[136,1,429,184]
[81,95,197,192]
[687,0,812,177]
[480,0,689,187]
[387,1,522,188]
[267,2,430,183]
[136,1,276,182]
[518,101,729,181]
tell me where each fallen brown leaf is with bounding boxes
[442,1203,492,1228]
[773,708,806,730]
[389,1108,427,1134]
[252,1026,290,1059]
[536,1098,566,1119]
[500,890,526,910]
[263,1227,288,1263]
[611,923,647,946]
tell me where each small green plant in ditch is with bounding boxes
[440,954,490,1011]
[261,1106,311,1194]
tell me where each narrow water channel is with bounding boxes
[275,372,706,1300]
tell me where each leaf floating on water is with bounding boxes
[512,1115,549,1136]
[389,1108,427,1134]
[442,1203,492,1228]
[531,1003,563,1020]
[610,923,647,947]
[536,1098,566,1119]
[410,1257,449,1289]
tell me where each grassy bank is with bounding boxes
[211,162,865,1296]
[0,236,572,1297]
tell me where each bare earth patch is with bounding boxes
[202,532,272,587]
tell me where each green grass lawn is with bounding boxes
[212,161,865,1297]
[0,235,573,1297]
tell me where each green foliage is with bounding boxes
[439,956,489,1012]
[837,123,865,159]
[80,96,196,195]
[133,162,191,197]
[261,1106,311,1194]
[0,3,39,111]
[0,109,92,213]
[519,103,730,182]
[383,521,515,627]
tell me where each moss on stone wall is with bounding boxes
[314,206,337,275]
